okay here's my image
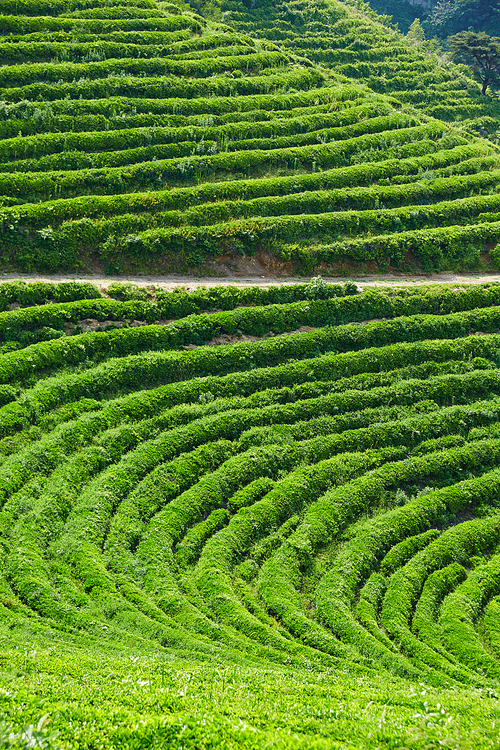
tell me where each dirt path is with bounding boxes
[2,270,500,291]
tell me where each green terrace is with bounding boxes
[211,0,500,132]
[0,0,497,274]
[2,280,500,747]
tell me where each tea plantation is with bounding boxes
[0,0,499,275]
[2,279,500,748]
[2,0,500,745]
[202,0,500,134]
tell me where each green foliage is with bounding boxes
[406,18,426,45]
[449,31,500,94]
[1,0,500,739]
[2,280,500,745]
[0,0,497,274]
[445,0,500,35]
[491,242,500,269]
[0,716,59,750]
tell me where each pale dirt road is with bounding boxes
[2,270,500,291]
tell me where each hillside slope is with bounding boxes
[0,0,498,276]
[203,0,500,133]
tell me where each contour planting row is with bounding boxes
[6,280,500,384]
[217,0,500,131]
[8,157,499,269]
[0,100,386,163]
[2,281,500,685]
[2,370,497,676]
[287,220,500,271]
[0,277,355,347]
[0,118,439,201]
[0,86,362,139]
[6,307,500,444]
[87,191,500,271]
[0,13,204,34]
[0,66,322,105]
[0,32,251,64]
[0,355,483,464]
[1,0,498,274]
[1,142,484,226]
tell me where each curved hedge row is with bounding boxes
[3,279,500,747]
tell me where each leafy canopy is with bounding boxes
[449,31,500,94]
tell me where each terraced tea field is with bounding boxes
[212,0,500,131]
[3,279,500,748]
[0,0,499,276]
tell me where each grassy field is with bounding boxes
[1,278,500,748]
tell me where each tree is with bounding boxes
[406,18,426,46]
[426,0,500,39]
[448,31,500,94]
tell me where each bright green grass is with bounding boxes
[1,618,500,750]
